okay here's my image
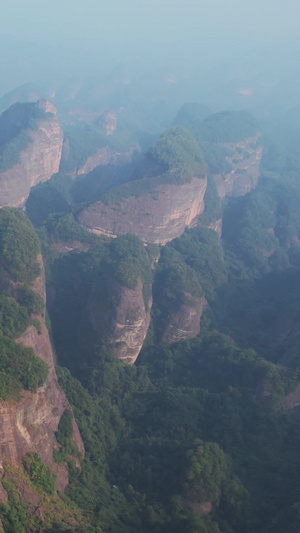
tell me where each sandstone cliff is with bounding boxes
[163,294,207,345]
[78,126,208,245]
[77,146,111,175]
[213,133,263,199]
[76,143,139,176]
[87,277,151,365]
[0,256,84,492]
[78,176,207,245]
[0,100,63,207]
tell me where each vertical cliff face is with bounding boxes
[214,133,263,199]
[77,146,111,175]
[0,100,63,207]
[0,256,84,492]
[78,126,208,245]
[163,295,207,345]
[78,176,208,245]
[87,277,152,366]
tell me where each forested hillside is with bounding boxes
[1,92,300,532]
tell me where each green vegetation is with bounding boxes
[101,127,207,204]
[54,409,77,463]
[192,110,259,144]
[0,339,48,398]
[183,441,230,505]
[172,102,212,127]
[45,212,96,244]
[198,141,233,174]
[26,173,73,226]
[0,207,40,282]
[7,103,300,532]
[23,453,56,495]
[198,174,222,226]
[0,102,49,171]
[0,460,87,532]
[152,246,203,340]
[168,226,227,300]
[49,324,300,532]
[0,480,35,533]
[144,126,207,182]
[0,208,48,398]
[109,234,152,305]
[59,123,107,174]
[59,119,138,175]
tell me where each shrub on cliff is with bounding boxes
[0,339,48,399]
[23,452,56,495]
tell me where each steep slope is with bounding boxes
[86,276,151,365]
[213,132,263,198]
[60,109,140,177]
[0,100,63,207]
[162,293,207,344]
[78,127,208,245]
[81,234,153,365]
[0,208,84,494]
[174,109,263,200]
[47,232,153,369]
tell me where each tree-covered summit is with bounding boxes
[193,110,259,144]
[147,126,207,179]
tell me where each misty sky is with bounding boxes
[2,0,300,45]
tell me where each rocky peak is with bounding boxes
[0,100,63,207]
[78,126,208,245]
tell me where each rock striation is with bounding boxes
[78,176,207,245]
[0,100,63,207]
[0,256,84,492]
[87,277,151,365]
[78,126,208,244]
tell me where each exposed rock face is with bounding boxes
[163,295,207,345]
[78,176,207,245]
[76,144,140,176]
[77,147,111,175]
[87,277,151,365]
[0,256,84,491]
[0,100,63,207]
[101,110,117,135]
[208,218,222,238]
[214,133,263,199]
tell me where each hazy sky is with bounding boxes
[2,0,300,44]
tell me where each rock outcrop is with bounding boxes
[213,133,263,199]
[78,126,208,244]
[76,144,140,176]
[87,277,151,365]
[78,176,207,245]
[0,100,63,207]
[163,295,207,345]
[0,256,84,491]
[77,146,111,175]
